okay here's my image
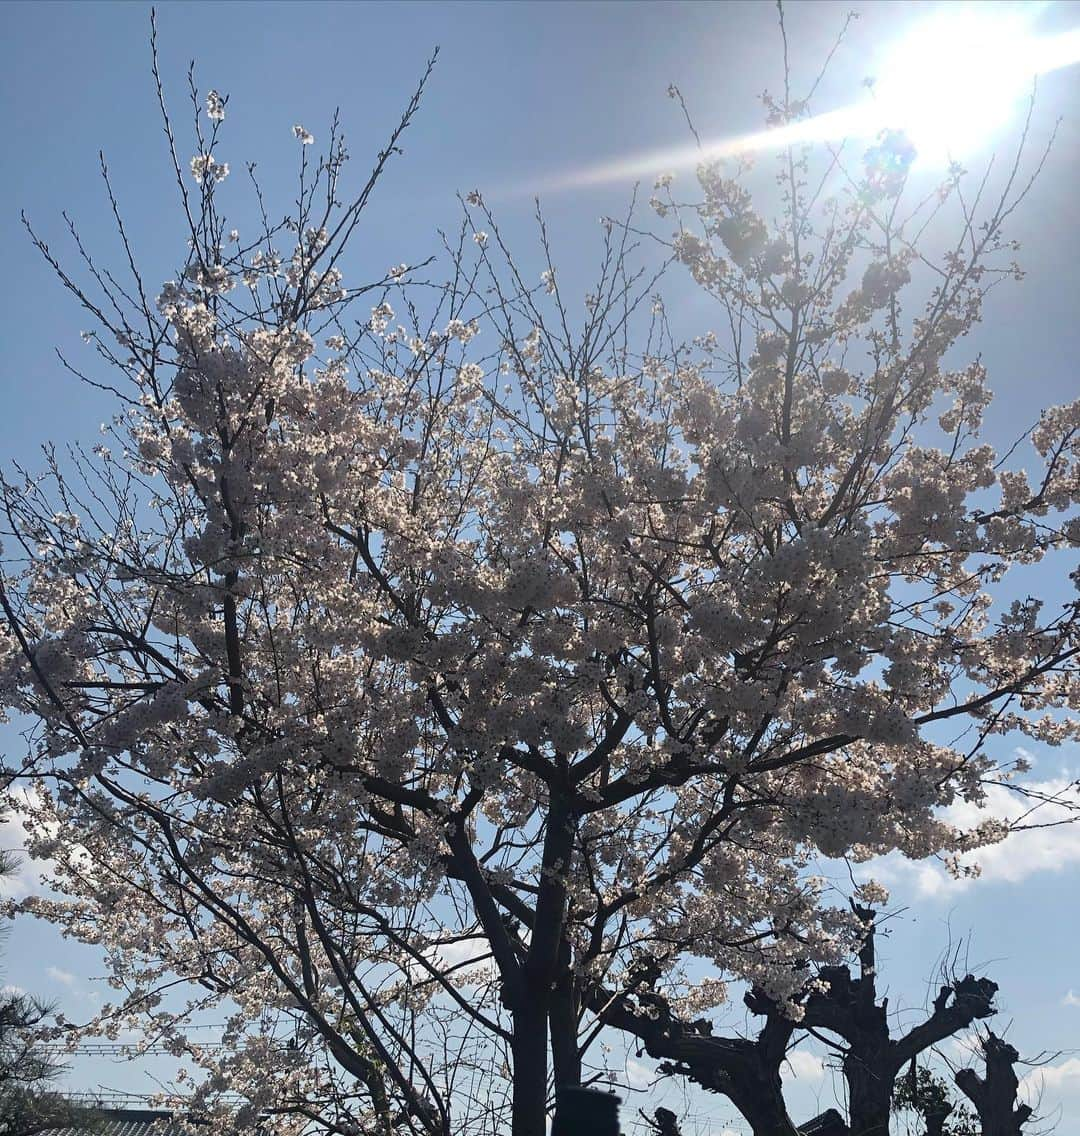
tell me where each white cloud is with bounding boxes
[407,935,493,988]
[0,787,90,900]
[46,966,77,987]
[783,1048,825,1081]
[1020,1056,1080,1103]
[0,790,48,900]
[873,857,953,899]
[866,777,1080,898]
[624,1058,654,1089]
[435,937,489,970]
[953,780,1080,884]
[1063,989,1080,1008]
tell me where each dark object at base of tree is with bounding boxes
[551,1087,622,1136]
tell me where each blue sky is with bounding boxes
[2,1,1079,1131]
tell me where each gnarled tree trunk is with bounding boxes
[955,1032,1033,1136]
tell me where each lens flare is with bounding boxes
[523,9,1080,196]
[872,7,1077,160]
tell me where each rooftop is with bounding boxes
[42,1108,188,1135]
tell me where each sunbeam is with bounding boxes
[527,10,1080,195]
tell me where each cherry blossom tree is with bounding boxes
[1,19,1079,1136]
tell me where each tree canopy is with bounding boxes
[1,25,1077,1136]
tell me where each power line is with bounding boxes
[62,1090,242,1106]
[42,1041,230,1055]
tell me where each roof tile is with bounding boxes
[41,1107,188,1135]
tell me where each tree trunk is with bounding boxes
[723,1069,803,1136]
[954,1032,1033,1136]
[549,929,580,1090]
[924,1102,952,1136]
[844,1056,893,1136]
[550,971,581,1089]
[511,1001,550,1136]
[512,793,574,1135]
[589,980,802,1136]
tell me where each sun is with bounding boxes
[529,4,1080,194]
[871,5,1080,162]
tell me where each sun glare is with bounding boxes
[872,7,1080,161]
[529,7,1080,195]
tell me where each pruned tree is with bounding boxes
[799,907,997,1136]
[1,12,1078,1136]
[592,909,1001,1136]
[896,1027,1045,1136]
[597,966,804,1135]
[596,909,1051,1136]
[954,1032,1033,1136]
